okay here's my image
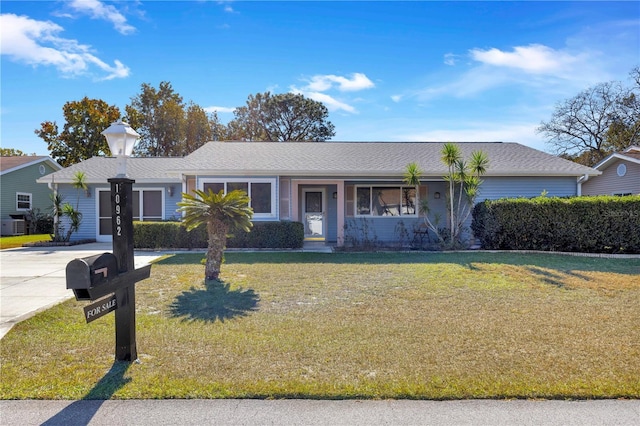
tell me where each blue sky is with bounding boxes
[1,1,639,156]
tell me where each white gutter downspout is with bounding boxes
[47,177,60,231]
[577,174,589,196]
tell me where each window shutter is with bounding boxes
[419,185,428,216]
[187,178,196,194]
[345,185,354,217]
[279,178,291,220]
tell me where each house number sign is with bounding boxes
[113,183,124,237]
[108,177,135,274]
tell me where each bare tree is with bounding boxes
[538,67,640,166]
[606,67,640,152]
[537,81,623,165]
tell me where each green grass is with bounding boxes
[0,234,50,249]
[1,252,639,400]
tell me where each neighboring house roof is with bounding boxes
[37,141,600,183]
[36,156,186,184]
[1,156,62,175]
[591,145,640,171]
[180,141,599,178]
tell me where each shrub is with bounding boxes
[472,195,640,254]
[134,221,304,249]
[343,218,379,250]
[226,221,304,249]
[26,208,53,234]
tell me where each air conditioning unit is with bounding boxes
[1,219,26,236]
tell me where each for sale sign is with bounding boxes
[83,294,117,323]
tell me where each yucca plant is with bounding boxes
[405,144,489,249]
[178,189,253,281]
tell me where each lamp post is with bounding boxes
[101,120,140,361]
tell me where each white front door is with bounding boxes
[303,189,325,240]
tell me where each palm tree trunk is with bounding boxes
[205,220,228,281]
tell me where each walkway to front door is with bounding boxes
[302,240,333,253]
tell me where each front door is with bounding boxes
[303,189,325,240]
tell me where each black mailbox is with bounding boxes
[66,253,119,301]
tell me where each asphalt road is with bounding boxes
[1,399,639,426]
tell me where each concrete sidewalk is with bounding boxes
[1,399,639,425]
[0,243,165,339]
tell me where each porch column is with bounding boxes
[291,180,300,222]
[336,182,344,246]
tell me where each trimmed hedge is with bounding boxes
[471,196,640,254]
[134,221,305,249]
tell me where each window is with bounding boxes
[16,193,32,211]
[99,189,163,235]
[202,179,276,218]
[355,186,417,217]
[250,182,272,214]
[617,164,627,177]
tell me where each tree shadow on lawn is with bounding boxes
[170,279,259,322]
[156,251,640,275]
[524,266,568,289]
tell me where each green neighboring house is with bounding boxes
[1,156,62,235]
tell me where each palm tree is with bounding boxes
[178,189,253,281]
[62,171,87,241]
[441,143,462,243]
[49,171,87,242]
[71,171,87,211]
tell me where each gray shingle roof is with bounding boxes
[182,141,599,177]
[36,156,186,184]
[38,141,599,183]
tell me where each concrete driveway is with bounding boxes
[0,243,165,339]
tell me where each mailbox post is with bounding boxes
[66,121,146,363]
[102,120,141,362]
[110,176,137,361]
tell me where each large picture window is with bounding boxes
[202,179,276,218]
[99,189,163,235]
[355,186,416,217]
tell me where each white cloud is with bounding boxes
[306,72,375,92]
[391,95,402,102]
[217,1,236,14]
[68,0,136,35]
[403,42,602,104]
[444,53,458,66]
[205,106,235,114]
[427,67,519,99]
[290,88,356,113]
[0,13,130,80]
[291,72,373,113]
[470,44,581,75]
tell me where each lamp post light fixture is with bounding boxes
[101,120,140,178]
[101,120,141,362]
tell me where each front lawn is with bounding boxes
[0,234,50,249]
[1,252,638,400]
